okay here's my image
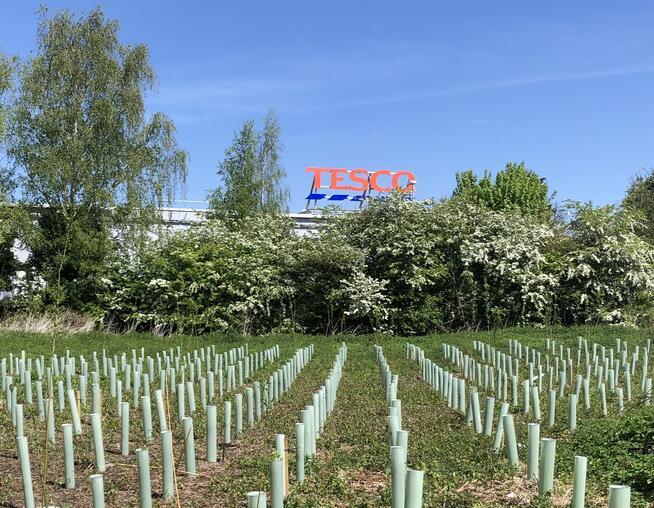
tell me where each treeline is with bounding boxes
[74,179,652,335]
[2,7,654,335]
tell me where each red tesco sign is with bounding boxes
[306,167,416,193]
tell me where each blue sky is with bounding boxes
[2,1,654,211]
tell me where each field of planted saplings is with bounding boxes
[0,327,651,507]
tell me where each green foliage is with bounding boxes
[0,53,13,141]
[330,194,560,333]
[5,6,187,308]
[623,169,654,243]
[559,202,654,326]
[570,408,654,496]
[449,201,558,328]
[334,194,447,334]
[100,214,296,334]
[92,192,654,335]
[0,204,30,293]
[284,231,365,334]
[453,162,552,220]
[209,111,289,221]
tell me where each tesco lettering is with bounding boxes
[306,167,416,193]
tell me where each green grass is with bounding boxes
[0,326,651,507]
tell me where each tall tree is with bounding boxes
[453,162,552,220]
[6,7,187,306]
[0,54,11,140]
[209,112,288,220]
[0,53,21,292]
[0,52,16,196]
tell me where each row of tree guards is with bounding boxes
[249,343,348,507]
[375,345,425,508]
[7,340,317,507]
[407,341,633,507]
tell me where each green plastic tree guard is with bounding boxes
[392,398,403,429]
[235,393,243,437]
[471,389,482,433]
[388,414,400,447]
[91,412,106,472]
[395,430,409,459]
[531,386,541,421]
[155,389,167,432]
[68,389,82,434]
[47,398,55,444]
[568,393,577,433]
[136,448,152,508]
[547,389,556,428]
[301,409,312,457]
[296,422,305,483]
[121,401,130,456]
[247,387,254,428]
[255,382,262,421]
[527,423,540,480]
[616,387,624,414]
[646,378,652,406]
[270,456,284,508]
[391,445,406,508]
[224,400,232,445]
[117,379,123,418]
[538,438,556,495]
[523,380,530,415]
[571,455,587,508]
[142,395,152,442]
[182,416,196,475]
[161,430,174,501]
[90,473,105,508]
[186,381,196,414]
[483,397,495,436]
[63,423,75,489]
[503,414,519,466]
[247,491,267,508]
[207,405,217,462]
[493,402,509,451]
[404,469,424,508]
[17,436,34,508]
[15,403,23,438]
[608,485,630,508]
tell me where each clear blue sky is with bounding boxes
[2,1,653,211]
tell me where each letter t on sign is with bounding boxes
[306,168,330,189]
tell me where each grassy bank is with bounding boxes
[0,326,649,506]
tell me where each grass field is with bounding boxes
[0,326,651,507]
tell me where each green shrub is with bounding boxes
[568,407,654,497]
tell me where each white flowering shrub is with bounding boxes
[92,195,654,334]
[333,195,447,334]
[329,271,390,333]
[456,205,558,326]
[560,202,654,326]
[100,214,297,334]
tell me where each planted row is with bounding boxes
[375,345,424,508]
[407,342,633,507]
[253,343,347,508]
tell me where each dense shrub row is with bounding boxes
[7,193,647,335]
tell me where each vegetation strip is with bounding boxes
[408,338,641,506]
[0,341,307,506]
[263,343,347,506]
[375,344,425,507]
